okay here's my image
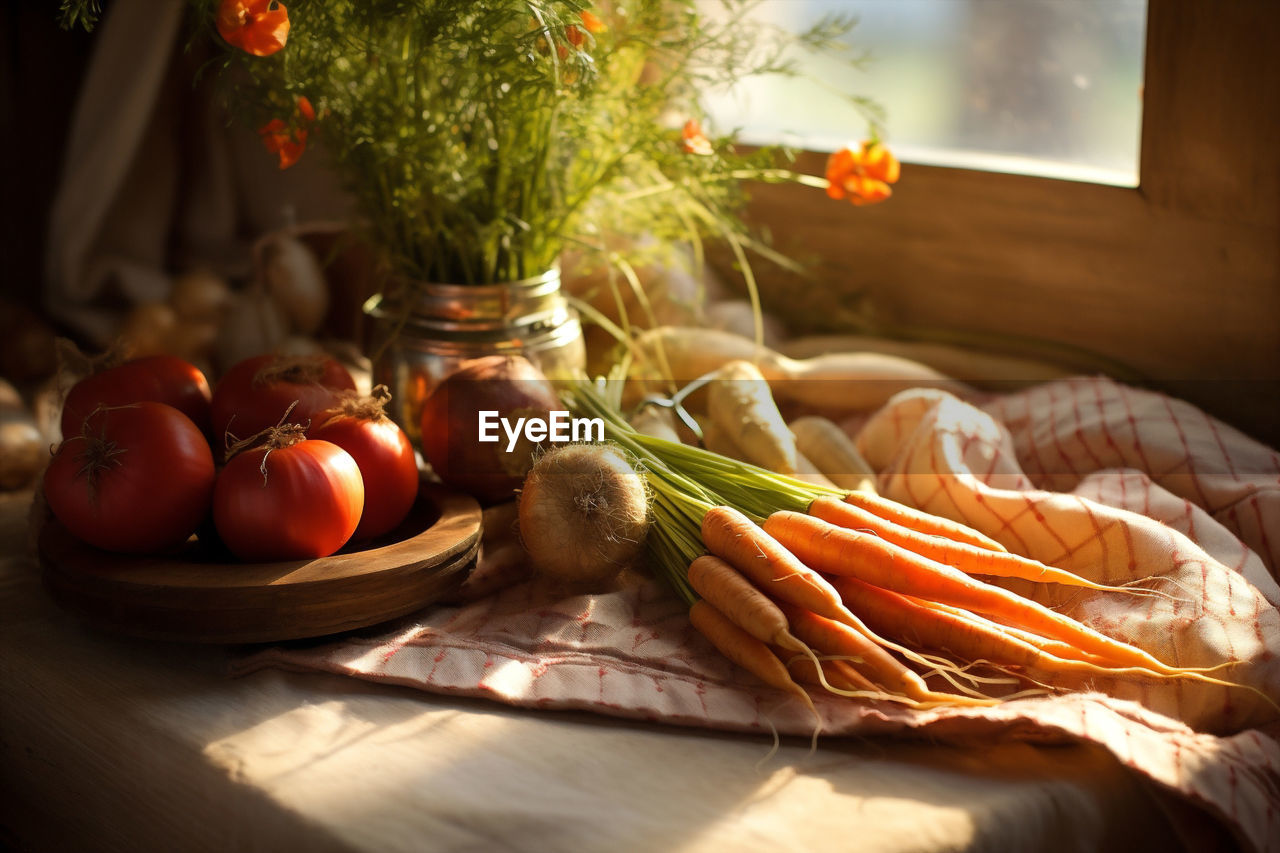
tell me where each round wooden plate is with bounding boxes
[37,482,482,644]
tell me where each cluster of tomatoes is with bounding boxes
[43,353,419,563]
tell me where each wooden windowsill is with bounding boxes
[729,0,1280,446]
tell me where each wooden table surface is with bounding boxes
[0,491,1211,853]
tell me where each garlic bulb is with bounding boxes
[255,233,329,336]
[0,379,45,490]
[214,287,289,373]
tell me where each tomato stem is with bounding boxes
[318,384,393,429]
[71,433,125,502]
[256,423,307,484]
[67,404,149,498]
[223,400,307,479]
[252,355,329,389]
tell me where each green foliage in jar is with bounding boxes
[64,0,883,287]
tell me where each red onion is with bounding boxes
[418,355,560,503]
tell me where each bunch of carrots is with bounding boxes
[567,381,1267,726]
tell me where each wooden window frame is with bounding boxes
[739,0,1280,445]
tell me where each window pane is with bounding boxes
[702,0,1147,186]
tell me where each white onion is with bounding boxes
[518,443,650,592]
[117,301,180,358]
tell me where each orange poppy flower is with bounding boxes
[566,12,604,50]
[681,119,713,156]
[258,96,315,170]
[217,0,290,57]
[824,140,900,206]
[579,11,607,34]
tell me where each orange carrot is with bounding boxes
[764,510,1182,674]
[700,505,850,625]
[835,575,1100,674]
[701,505,995,703]
[688,554,793,646]
[688,554,830,682]
[842,491,1005,552]
[830,575,1264,702]
[688,599,818,724]
[921,599,1116,666]
[810,496,1135,594]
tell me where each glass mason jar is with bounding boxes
[363,268,585,444]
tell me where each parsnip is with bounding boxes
[707,360,798,474]
[695,415,745,461]
[781,333,1077,388]
[698,412,836,488]
[631,327,971,413]
[792,449,838,489]
[789,415,876,494]
[630,404,682,443]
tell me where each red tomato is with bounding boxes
[213,438,364,561]
[44,402,216,554]
[210,354,356,454]
[60,355,212,438]
[311,411,419,541]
